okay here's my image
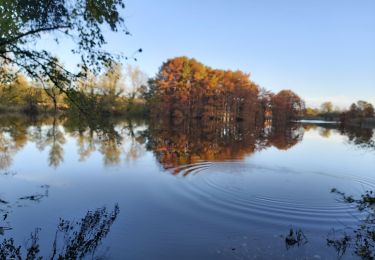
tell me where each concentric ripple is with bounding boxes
[165,160,373,231]
[167,161,213,176]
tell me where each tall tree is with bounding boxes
[0,0,138,107]
[320,101,333,114]
[97,62,125,113]
[150,56,260,122]
[357,100,374,118]
[272,90,305,123]
[125,64,148,100]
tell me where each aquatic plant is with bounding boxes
[328,189,375,259]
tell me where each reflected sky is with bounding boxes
[0,115,374,259]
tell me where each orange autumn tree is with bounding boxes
[150,57,261,123]
[271,90,305,124]
[143,119,303,175]
[148,57,306,125]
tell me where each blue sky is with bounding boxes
[40,0,375,108]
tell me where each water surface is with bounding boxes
[0,116,374,259]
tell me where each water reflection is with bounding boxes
[142,119,304,174]
[29,117,66,168]
[302,123,375,152]
[18,185,50,203]
[0,204,119,259]
[327,189,375,259]
[63,115,145,166]
[277,188,375,259]
[0,174,119,259]
[339,126,375,153]
[0,115,148,169]
[284,228,308,250]
[0,115,374,259]
[1,185,50,234]
[0,115,374,172]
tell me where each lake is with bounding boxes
[0,115,374,259]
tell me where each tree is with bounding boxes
[348,101,375,119]
[349,103,359,118]
[364,104,374,118]
[125,64,148,100]
[99,63,125,97]
[357,100,374,118]
[272,90,305,123]
[340,101,375,125]
[305,107,319,117]
[150,56,260,122]
[0,0,138,108]
[320,101,333,114]
[0,74,29,107]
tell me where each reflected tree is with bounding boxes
[76,128,96,162]
[0,114,338,171]
[98,132,122,166]
[319,128,332,138]
[143,118,303,175]
[269,124,304,150]
[0,132,13,170]
[0,115,29,170]
[63,115,125,166]
[57,115,146,166]
[340,127,375,153]
[303,125,375,153]
[48,118,66,168]
[123,120,145,162]
[28,116,66,168]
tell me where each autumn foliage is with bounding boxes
[271,90,306,123]
[148,57,305,124]
[144,119,304,174]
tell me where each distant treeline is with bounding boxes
[2,56,374,127]
[0,63,148,116]
[1,57,306,124]
[340,101,375,127]
[305,100,375,126]
[145,57,305,124]
[0,74,64,114]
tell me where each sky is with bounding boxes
[40,0,375,108]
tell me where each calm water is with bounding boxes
[0,116,374,259]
